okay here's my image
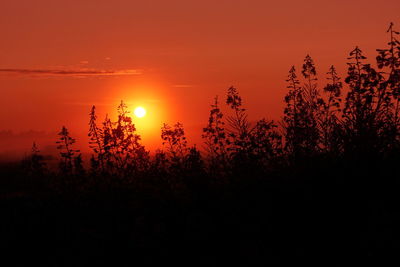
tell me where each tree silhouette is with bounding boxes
[17,22,400,192]
[23,142,46,175]
[160,122,192,190]
[56,126,80,174]
[376,22,400,153]
[225,86,252,159]
[343,46,384,156]
[11,23,400,267]
[99,101,149,176]
[321,65,343,154]
[202,96,228,173]
[161,122,188,167]
[301,55,323,154]
[88,105,104,173]
[283,66,310,160]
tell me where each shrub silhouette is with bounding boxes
[225,86,252,156]
[19,22,397,182]
[321,65,343,154]
[19,22,395,181]
[88,105,105,173]
[283,65,310,160]
[202,96,228,174]
[56,126,80,175]
[6,22,400,267]
[21,142,46,176]
[301,55,323,154]
[97,101,150,177]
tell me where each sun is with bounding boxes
[134,106,146,118]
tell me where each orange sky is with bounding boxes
[1,0,400,156]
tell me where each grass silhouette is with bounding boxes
[2,23,400,266]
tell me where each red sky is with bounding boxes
[1,0,400,157]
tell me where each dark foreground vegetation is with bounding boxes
[2,24,400,266]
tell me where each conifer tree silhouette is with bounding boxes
[102,114,116,172]
[74,154,85,176]
[27,142,46,175]
[88,105,104,172]
[56,126,80,174]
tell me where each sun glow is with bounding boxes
[134,106,146,118]
[107,83,171,150]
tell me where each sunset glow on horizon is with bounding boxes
[1,0,400,157]
[2,2,399,264]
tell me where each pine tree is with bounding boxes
[56,126,80,174]
[88,105,104,172]
[74,153,85,176]
[102,114,115,171]
[29,142,46,175]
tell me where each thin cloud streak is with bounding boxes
[172,84,194,88]
[0,68,142,77]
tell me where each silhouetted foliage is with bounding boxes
[376,22,400,153]
[15,23,394,181]
[6,22,400,267]
[161,122,188,169]
[249,118,283,167]
[283,66,310,160]
[321,65,343,154]
[56,126,80,174]
[21,142,46,176]
[301,55,323,154]
[202,96,228,174]
[225,86,252,161]
[18,22,400,180]
[88,105,104,173]
[98,101,150,177]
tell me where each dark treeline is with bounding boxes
[2,23,400,266]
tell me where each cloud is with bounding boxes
[0,68,142,77]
